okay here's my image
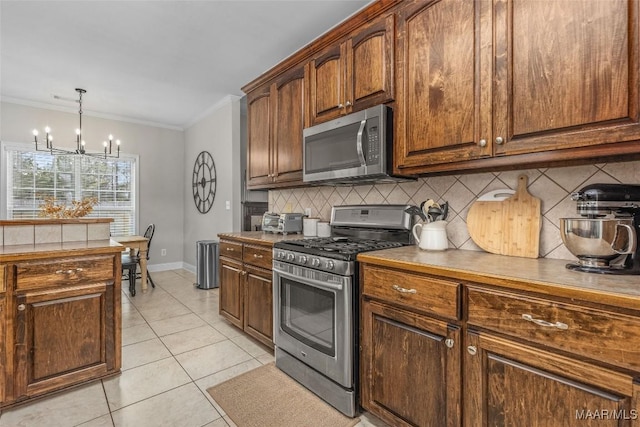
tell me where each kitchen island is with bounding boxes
[358,246,640,427]
[0,219,123,408]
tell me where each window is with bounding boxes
[1,142,139,236]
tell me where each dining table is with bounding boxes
[113,235,149,291]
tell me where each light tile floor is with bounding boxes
[0,269,388,427]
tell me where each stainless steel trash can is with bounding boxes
[195,240,219,289]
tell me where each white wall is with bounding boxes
[182,96,241,271]
[0,102,186,268]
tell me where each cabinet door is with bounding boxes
[247,86,273,187]
[14,283,108,399]
[394,0,492,173]
[271,66,305,185]
[219,258,244,329]
[465,331,639,427]
[347,13,395,112]
[361,300,461,427]
[308,44,347,125]
[243,265,273,349]
[495,0,640,156]
[0,295,5,404]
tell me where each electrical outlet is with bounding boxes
[161,249,167,256]
[225,200,231,210]
[284,202,292,213]
[304,207,312,217]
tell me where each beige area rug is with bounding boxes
[207,363,360,427]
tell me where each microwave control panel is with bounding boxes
[366,122,381,166]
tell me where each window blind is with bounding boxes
[4,146,137,237]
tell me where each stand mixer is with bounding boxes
[560,184,640,274]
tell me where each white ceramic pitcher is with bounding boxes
[413,221,448,250]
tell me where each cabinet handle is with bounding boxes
[226,248,235,252]
[478,139,487,147]
[392,284,417,294]
[17,304,26,311]
[521,314,569,330]
[55,268,84,274]
[253,254,263,259]
[338,103,344,108]
[445,339,454,348]
[467,345,477,356]
[345,101,352,107]
[495,136,504,145]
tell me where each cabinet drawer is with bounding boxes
[243,244,272,269]
[15,255,114,291]
[220,240,243,261]
[361,265,460,320]
[467,286,640,371]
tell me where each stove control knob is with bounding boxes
[311,258,321,267]
[326,260,335,270]
[286,253,295,261]
[298,255,308,264]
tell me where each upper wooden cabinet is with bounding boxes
[395,0,640,175]
[394,0,490,169]
[247,66,305,189]
[308,13,395,125]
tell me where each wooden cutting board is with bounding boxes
[466,175,541,258]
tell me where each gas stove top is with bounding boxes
[275,236,406,260]
[273,205,414,275]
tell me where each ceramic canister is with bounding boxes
[316,221,331,237]
[303,217,319,237]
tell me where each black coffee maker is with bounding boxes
[560,184,640,275]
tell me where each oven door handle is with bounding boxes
[274,268,344,292]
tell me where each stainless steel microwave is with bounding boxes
[303,105,404,184]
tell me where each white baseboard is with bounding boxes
[182,263,196,274]
[147,262,187,272]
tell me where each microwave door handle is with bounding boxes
[356,119,367,167]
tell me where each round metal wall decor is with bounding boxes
[192,151,217,214]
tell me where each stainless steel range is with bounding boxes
[272,205,413,416]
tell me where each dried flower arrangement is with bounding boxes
[39,197,98,218]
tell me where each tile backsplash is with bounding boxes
[269,161,640,260]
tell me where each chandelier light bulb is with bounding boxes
[103,141,107,147]
[75,129,81,135]
[116,140,121,145]
[108,134,113,140]
[32,129,38,136]
[81,140,86,146]
[45,126,51,133]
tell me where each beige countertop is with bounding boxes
[0,239,123,262]
[358,246,640,311]
[218,231,305,246]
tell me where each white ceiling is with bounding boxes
[0,0,371,130]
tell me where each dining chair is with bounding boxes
[121,223,156,296]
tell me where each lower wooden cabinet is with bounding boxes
[219,258,244,329]
[361,300,461,427]
[218,239,274,349]
[1,249,121,408]
[243,265,273,346]
[464,331,639,427]
[14,282,111,399]
[360,261,640,427]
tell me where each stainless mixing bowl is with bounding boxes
[560,218,637,263]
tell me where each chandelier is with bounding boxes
[32,88,121,158]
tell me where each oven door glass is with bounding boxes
[280,277,335,357]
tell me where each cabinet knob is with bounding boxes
[478,139,487,147]
[17,304,26,311]
[467,345,477,356]
[338,103,344,108]
[445,339,454,348]
[345,101,352,107]
[495,136,504,145]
